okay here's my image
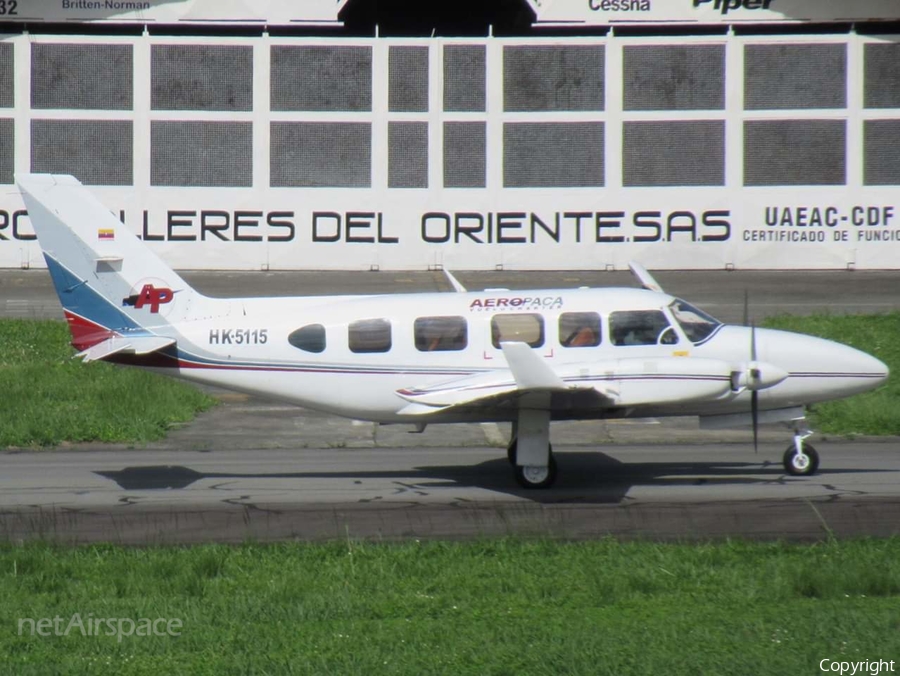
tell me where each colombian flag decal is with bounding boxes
[98,228,115,240]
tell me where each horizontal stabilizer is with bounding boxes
[76,335,175,363]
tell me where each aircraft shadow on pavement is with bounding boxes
[93,451,879,504]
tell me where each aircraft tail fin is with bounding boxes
[17,174,221,352]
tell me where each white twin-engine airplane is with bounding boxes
[18,174,889,489]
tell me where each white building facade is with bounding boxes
[0,0,898,270]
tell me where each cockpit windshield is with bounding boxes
[669,299,722,344]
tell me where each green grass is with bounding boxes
[762,313,900,436]
[2,538,900,675]
[0,319,216,447]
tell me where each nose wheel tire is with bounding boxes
[514,454,558,490]
[783,443,820,476]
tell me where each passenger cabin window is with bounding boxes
[670,299,722,344]
[559,312,601,348]
[491,313,544,349]
[348,318,392,353]
[415,316,468,352]
[288,324,326,353]
[609,310,678,346]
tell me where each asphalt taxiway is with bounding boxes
[2,404,899,544]
[1,268,899,543]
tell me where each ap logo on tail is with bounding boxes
[123,284,175,314]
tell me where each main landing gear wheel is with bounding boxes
[514,454,558,490]
[783,443,820,476]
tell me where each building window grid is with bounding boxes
[619,39,727,189]
[149,41,257,188]
[739,38,853,188]
[12,34,898,190]
[861,40,900,186]
[0,41,13,184]
[441,42,489,189]
[387,43,431,189]
[499,41,606,190]
[268,41,375,189]
[27,39,136,186]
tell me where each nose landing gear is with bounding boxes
[783,419,820,476]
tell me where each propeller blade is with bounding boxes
[750,322,757,363]
[751,389,759,454]
[750,322,758,453]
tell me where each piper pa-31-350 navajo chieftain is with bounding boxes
[18,174,889,489]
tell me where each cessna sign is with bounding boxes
[531,0,900,25]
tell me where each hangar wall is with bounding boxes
[0,28,899,270]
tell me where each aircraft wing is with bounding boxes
[76,335,176,363]
[397,342,612,415]
[396,343,735,416]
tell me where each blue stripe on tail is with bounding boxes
[44,254,141,332]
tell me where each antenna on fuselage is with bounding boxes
[628,262,663,293]
[443,269,467,293]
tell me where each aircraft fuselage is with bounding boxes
[116,286,886,424]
